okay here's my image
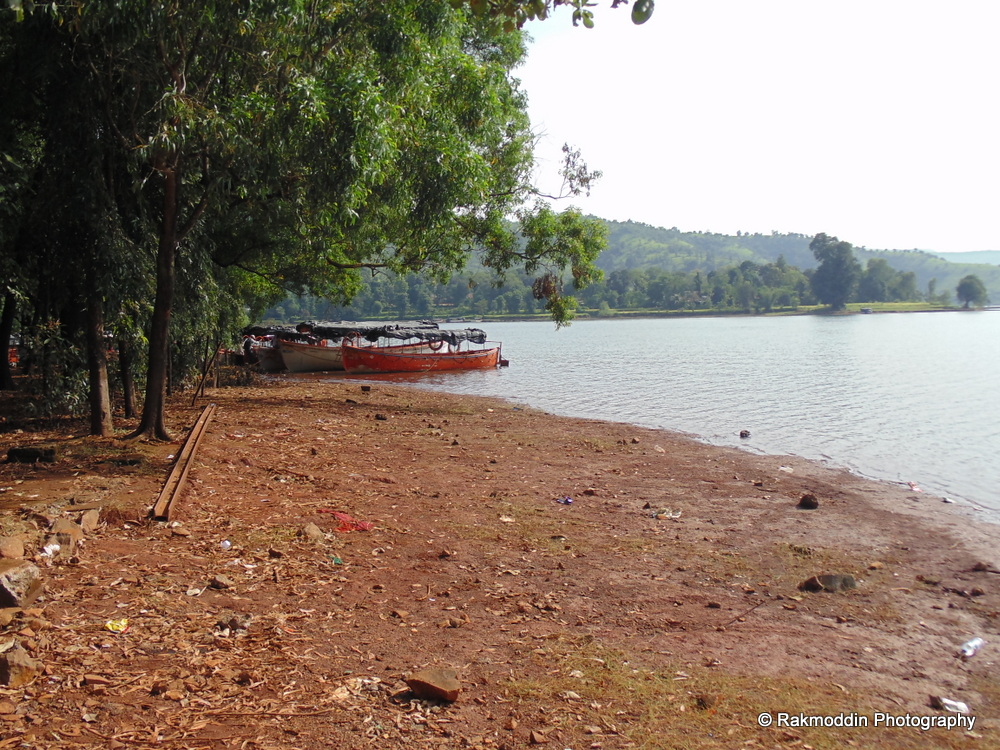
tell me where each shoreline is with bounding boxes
[0,378,996,747]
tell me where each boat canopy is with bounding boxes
[243,320,487,346]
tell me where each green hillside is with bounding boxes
[598,219,1000,302]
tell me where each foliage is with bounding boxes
[808,234,860,311]
[454,0,654,31]
[3,1,607,433]
[956,274,988,309]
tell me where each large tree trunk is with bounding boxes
[0,292,16,390]
[131,166,178,440]
[85,286,113,436]
[118,337,138,419]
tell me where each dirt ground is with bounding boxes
[0,377,997,749]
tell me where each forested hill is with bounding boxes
[597,219,1000,300]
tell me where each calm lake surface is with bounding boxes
[344,313,1000,516]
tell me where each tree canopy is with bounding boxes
[1,1,607,437]
[956,274,988,309]
[809,233,862,311]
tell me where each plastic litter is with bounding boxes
[652,508,681,520]
[104,618,130,634]
[318,510,375,532]
[220,540,232,550]
[959,637,985,660]
[930,695,970,714]
[555,496,573,505]
[40,542,61,558]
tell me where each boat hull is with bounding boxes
[253,345,286,373]
[278,339,345,373]
[341,342,501,374]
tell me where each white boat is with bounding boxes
[278,338,346,373]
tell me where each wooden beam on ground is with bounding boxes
[151,403,217,522]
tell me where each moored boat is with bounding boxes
[341,338,502,374]
[278,338,346,373]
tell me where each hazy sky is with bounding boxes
[517,1,1000,253]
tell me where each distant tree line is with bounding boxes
[268,232,987,323]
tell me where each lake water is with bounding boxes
[341,313,1000,516]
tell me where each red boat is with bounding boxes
[341,339,502,374]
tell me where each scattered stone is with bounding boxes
[299,523,325,543]
[79,509,101,534]
[267,547,283,558]
[739,430,751,439]
[797,493,819,510]
[868,561,884,570]
[706,601,722,609]
[82,674,114,687]
[374,413,388,421]
[695,694,719,710]
[215,610,252,635]
[0,646,41,688]
[0,560,42,607]
[171,527,191,537]
[0,538,24,560]
[799,574,857,593]
[48,517,84,556]
[404,668,461,702]
[360,385,372,392]
[0,609,18,628]
[6,446,56,464]
[529,730,548,744]
[209,574,234,590]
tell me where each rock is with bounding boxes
[209,574,234,590]
[6,446,56,464]
[739,430,751,439]
[799,574,857,593]
[0,538,24,560]
[404,668,461,702]
[529,730,548,744]
[0,646,41,688]
[215,610,252,634]
[79,509,101,534]
[49,517,84,556]
[0,560,42,607]
[299,523,325,543]
[797,493,819,510]
[0,609,19,627]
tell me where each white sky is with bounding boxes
[517,1,1000,253]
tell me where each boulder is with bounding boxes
[0,646,42,687]
[0,560,42,607]
[0,538,24,560]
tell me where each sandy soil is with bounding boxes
[0,378,997,749]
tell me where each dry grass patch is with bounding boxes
[505,638,995,749]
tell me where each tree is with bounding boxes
[956,274,988,309]
[456,0,655,31]
[809,233,861,311]
[9,2,607,439]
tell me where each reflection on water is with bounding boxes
[297,312,1000,515]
